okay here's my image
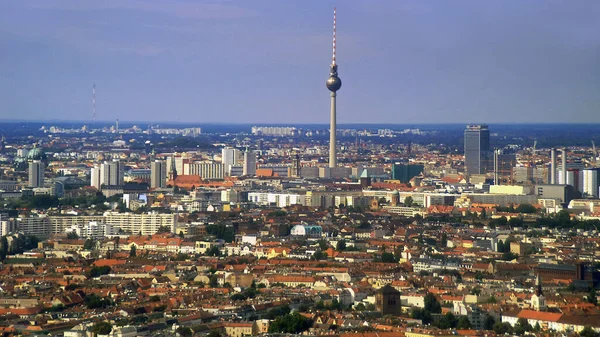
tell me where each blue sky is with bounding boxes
[0,1,598,124]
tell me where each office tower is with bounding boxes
[221,147,241,176]
[100,160,124,186]
[582,168,600,198]
[391,163,424,183]
[90,164,101,189]
[464,125,490,175]
[150,160,167,188]
[243,150,257,176]
[326,8,342,168]
[494,150,517,185]
[291,154,301,178]
[28,160,45,188]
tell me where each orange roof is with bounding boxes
[256,168,276,177]
[93,259,127,267]
[517,309,562,322]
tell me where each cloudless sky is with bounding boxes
[0,1,598,124]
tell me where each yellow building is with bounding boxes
[224,322,257,337]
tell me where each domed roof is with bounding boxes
[27,147,47,161]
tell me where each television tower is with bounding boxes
[92,83,96,123]
[326,7,342,168]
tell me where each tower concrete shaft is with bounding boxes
[329,92,337,168]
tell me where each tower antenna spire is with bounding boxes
[332,7,337,66]
[92,83,96,123]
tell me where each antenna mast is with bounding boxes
[332,7,337,66]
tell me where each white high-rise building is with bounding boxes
[582,168,600,198]
[100,160,124,187]
[90,164,102,189]
[221,147,241,176]
[28,160,45,188]
[166,155,184,178]
[243,150,256,176]
[150,160,167,188]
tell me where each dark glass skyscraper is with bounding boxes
[464,124,491,175]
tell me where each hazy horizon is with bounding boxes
[1,1,598,124]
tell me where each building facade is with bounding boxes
[464,124,491,175]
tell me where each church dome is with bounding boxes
[26,147,47,162]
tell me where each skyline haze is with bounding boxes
[0,0,598,124]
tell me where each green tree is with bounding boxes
[87,266,111,278]
[205,245,221,257]
[456,316,472,329]
[209,275,218,288]
[85,294,112,309]
[411,308,432,325]
[207,330,222,337]
[83,239,95,250]
[484,315,496,330]
[380,252,398,263]
[493,322,512,335]
[0,236,8,260]
[440,233,448,248]
[176,326,193,337]
[424,293,442,314]
[268,312,313,334]
[90,321,112,335]
[311,250,328,261]
[404,196,414,207]
[502,251,519,261]
[587,287,598,306]
[516,203,537,214]
[336,240,346,251]
[129,245,137,258]
[157,225,171,233]
[479,208,487,219]
[580,326,599,337]
[515,317,532,335]
[437,312,458,329]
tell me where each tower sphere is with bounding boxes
[326,75,342,92]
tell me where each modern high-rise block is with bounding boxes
[243,151,257,176]
[150,160,167,188]
[100,160,124,187]
[464,124,491,175]
[90,164,101,189]
[28,160,45,188]
[582,168,600,198]
[221,147,241,175]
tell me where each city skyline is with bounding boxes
[1,1,599,124]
